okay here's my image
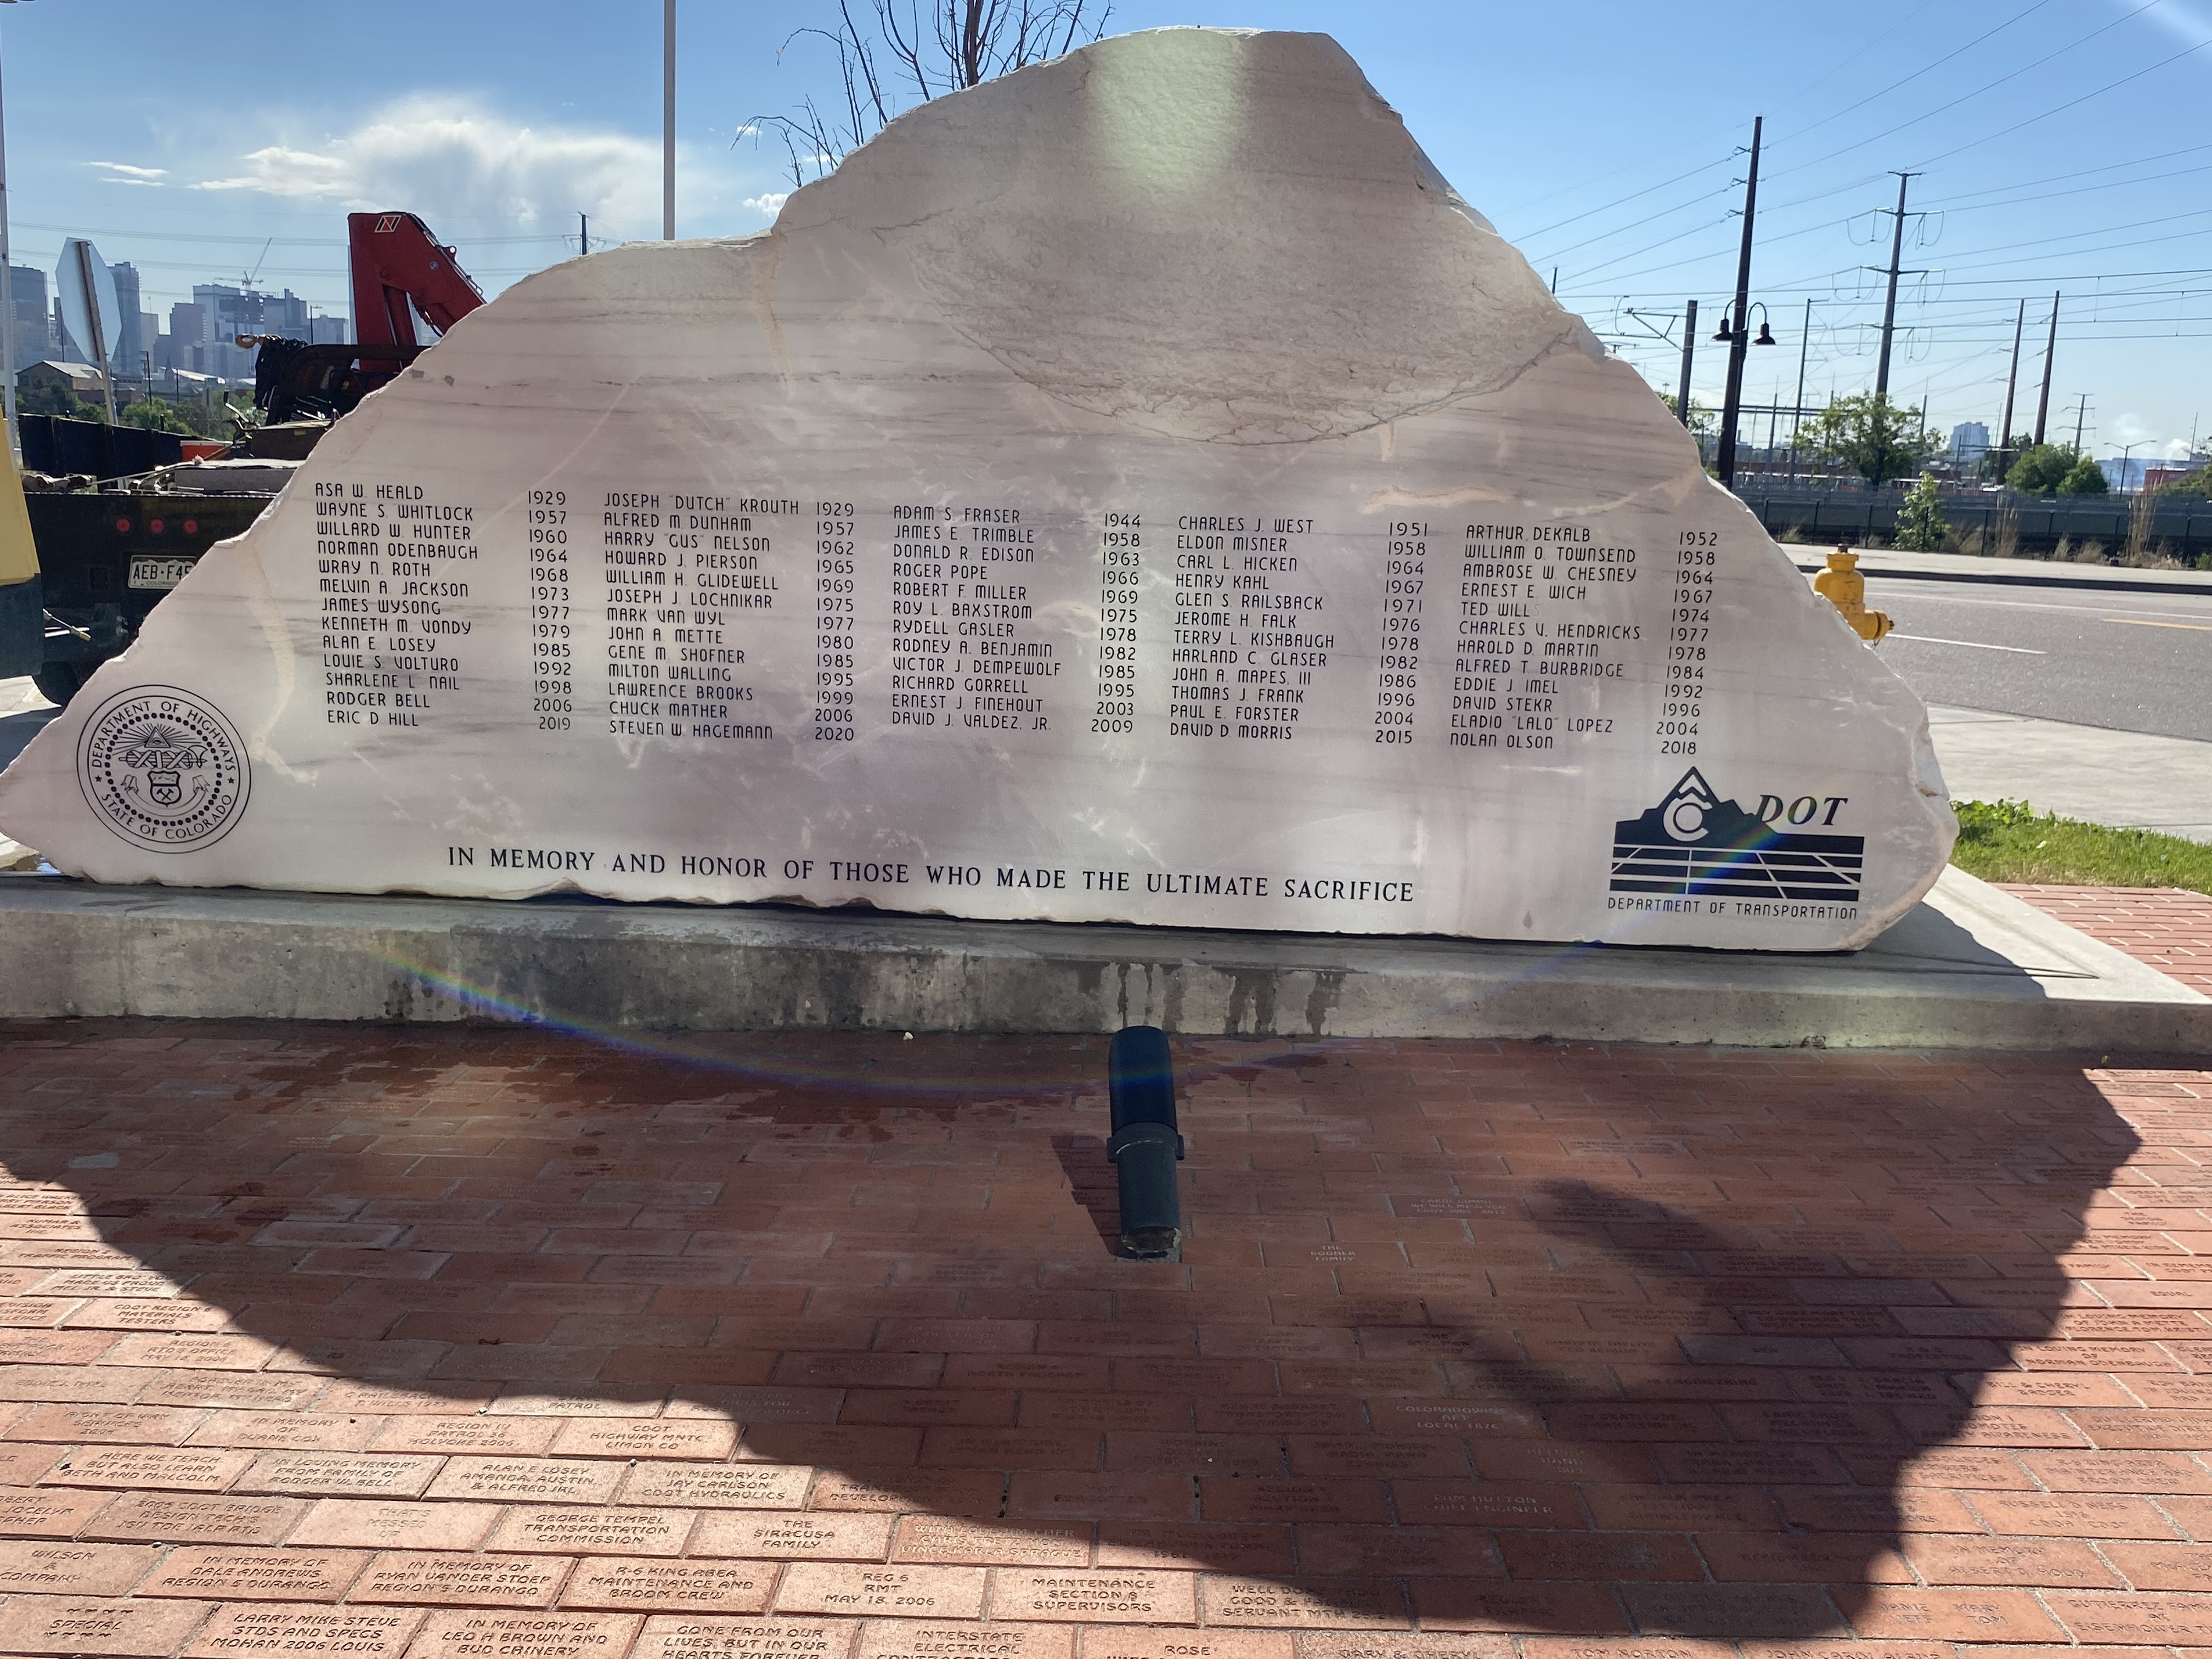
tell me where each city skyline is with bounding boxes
[0,1,2205,459]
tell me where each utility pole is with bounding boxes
[1675,298,1697,431]
[1789,296,1813,481]
[1716,116,1762,490]
[2072,392,2089,455]
[1872,172,1921,403]
[0,17,15,462]
[1995,297,2025,480]
[2032,292,2059,447]
[662,0,676,240]
[579,212,589,257]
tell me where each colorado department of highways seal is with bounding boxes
[77,685,250,853]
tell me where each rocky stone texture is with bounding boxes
[0,30,1950,949]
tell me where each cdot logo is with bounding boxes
[1610,768,1862,902]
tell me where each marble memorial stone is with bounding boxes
[0,28,1950,951]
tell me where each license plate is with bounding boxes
[128,556,198,590]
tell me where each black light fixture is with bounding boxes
[1712,315,1734,342]
[1754,321,1776,346]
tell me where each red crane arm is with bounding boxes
[348,212,486,349]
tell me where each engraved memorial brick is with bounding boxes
[1202,1572,1415,1629]
[562,1558,775,1614]
[691,1511,894,1562]
[0,1485,112,1536]
[354,1550,572,1609]
[401,1610,641,1659]
[630,1616,855,1659]
[82,1491,307,1545]
[553,1418,739,1460]
[182,1605,427,1659]
[621,1461,814,1508]
[0,1541,160,1596]
[287,1498,501,1551]
[0,1594,215,1656]
[42,1444,254,1491]
[137,1545,370,1601]
[989,1568,1197,1624]
[426,1454,624,1503]
[489,1505,699,1556]
[774,1562,986,1618]
[859,1623,1072,1659]
[893,1515,1088,1567]
[235,1451,443,1498]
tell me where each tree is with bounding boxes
[1799,393,1937,486]
[2006,443,2075,494]
[119,397,195,435]
[2057,454,2108,496]
[1978,432,2034,482]
[755,0,1113,185]
[1894,471,1948,551]
[1657,392,1714,436]
[17,379,99,421]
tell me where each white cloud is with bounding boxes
[744,192,790,217]
[189,95,765,240]
[2110,411,2151,444]
[88,161,168,185]
[2164,438,2197,461]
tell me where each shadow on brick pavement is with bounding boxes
[0,1019,2193,1652]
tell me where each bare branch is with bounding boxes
[753,0,1114,177]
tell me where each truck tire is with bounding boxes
[31,662,88,708]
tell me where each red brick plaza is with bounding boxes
[0,1010,2203,1659]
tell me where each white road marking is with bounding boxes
[1859,586,2212,624]
[1887,634,2047,653]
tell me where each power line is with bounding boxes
[1905,30,2212,172]
[1773,0,2058,148]
[1767,0,2170,180]
[1514,155,1736,247]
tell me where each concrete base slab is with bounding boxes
[0,866,2203,1051]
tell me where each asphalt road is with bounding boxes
[1864,577,2212,743]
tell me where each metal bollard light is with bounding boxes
[1107,1024,1184,1262]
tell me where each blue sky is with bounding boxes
[7,1,2209,460]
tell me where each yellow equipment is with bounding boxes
[1813,547,1893,643]
[0,445,41,679]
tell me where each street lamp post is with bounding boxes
[663,0,675,240]
[1713,297,1779,488]
[2116,441,2147,494]
[0,1,25,465]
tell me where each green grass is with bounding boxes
[1952,798,2212,894]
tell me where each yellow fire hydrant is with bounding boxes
[1813,548,1893,643]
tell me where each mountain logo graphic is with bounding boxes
[1609,768,1863,902]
